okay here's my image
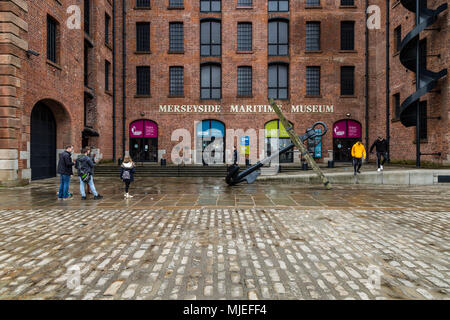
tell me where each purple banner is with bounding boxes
[144,120,158,138]
[347,120,361,138]
[130,120,144,138]
[333,120,347,138]
[333,120,361,138]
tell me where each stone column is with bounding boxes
[0,0,28,186]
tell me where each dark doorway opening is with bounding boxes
[31,102,57,180]
[130,137,158,162]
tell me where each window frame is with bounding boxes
[200,0,221,12]
[200,63,222,100]
[306,66,321,96]
[169,66,184,97]
[268,63,289,100]
[47,15,59,64]
[136,22,151,53]
[340,66,355,96]
[305,21,321,51]
[268,19,289,56]
[136,66,151,96]
[237,22,252,52]
[200,19,222,57]
[340,21,355,51]
[268,0,289,12]
[169,22,184,53]
[237,66,253,97]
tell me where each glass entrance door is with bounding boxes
[130,138,158,162]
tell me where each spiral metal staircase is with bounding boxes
[399,0,448,127]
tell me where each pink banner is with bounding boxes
[144,120,158,138]
[130,120,144,138]
[333,120,361,138]
[347,120,361,138]
[333,120,347,138]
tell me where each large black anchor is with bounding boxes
[226,122,328,186]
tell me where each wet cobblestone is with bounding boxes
[0,204,448,299]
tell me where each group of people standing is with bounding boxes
[57,146,136,200]
[351,136,389,175]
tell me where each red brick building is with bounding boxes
[0,0,448,185]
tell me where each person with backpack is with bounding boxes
[75,147,103,200]
[57,145,75,200]
[351,139,367,175]
[120,155,136,198]
[370,136,389,172]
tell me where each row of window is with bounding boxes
[136,0,356,11]
[135,64,355,98]
[136,20,356,54]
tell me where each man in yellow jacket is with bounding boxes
[351,139,367,175]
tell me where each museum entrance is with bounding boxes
[333,120,362,162]
[129,120,158,162]
[30,102,57,180]
[265,119,294,163]
[196,120,225,165]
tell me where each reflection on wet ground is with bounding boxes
[1,177,449,210]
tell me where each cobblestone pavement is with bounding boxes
[0,178,448,300]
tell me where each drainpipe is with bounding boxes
[365,0,369,160]
[386,0,390,162]
[112,0,116,162]
[122,0,126,159]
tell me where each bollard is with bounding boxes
[328,160,334,168]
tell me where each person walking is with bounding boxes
[75,147,103,200]
[351,139,366,175]
[233,147,239,165]
[57,145,75,200]
[120,155,136,198]
[370,136,388,172]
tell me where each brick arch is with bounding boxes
[32,98,72,149]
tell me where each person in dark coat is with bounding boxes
[120,155,136,198]
[233,147,239,165]
[370,136,389,171]
[57,145,74,199]
[75,147,103,200]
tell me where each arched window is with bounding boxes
[268,63,288,100]
[201,63,221,99]
[201,19,221,56]
[268,19,289,56]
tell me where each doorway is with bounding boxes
[30,102,57,180]
[196,120,225,165]
[332,119,362,162]
[129,120,158,162]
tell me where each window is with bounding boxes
[237,23,252,51]
[341,0,354,5]
[170,67,184,96]
[201,0,221,12]
[306,22,320,51]
[306,66,320,96]
[341,21,355,50]
[136,22,150,52]
[170,22,184,52]
[268,64,288,100]
[238,66,252,97]
[137,66,150,96]
[393,93,400,119]
[340,66,355,96]
[169,0,183,7]
[394,25,401,52]
[47,16,58,63]
[268,0,289,12]
[238,0,252,6]
[105,13,111,45]
[105,60,111,91]
[268,20,288,56]
[419,101,427,140]
[306,0,320,6]
[201,64,221,99]
[136,0,151,7]
[201,20,221,56]
[84,0,90,34]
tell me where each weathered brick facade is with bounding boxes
[0,0,448,185]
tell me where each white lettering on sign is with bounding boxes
[158,104,334,113]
